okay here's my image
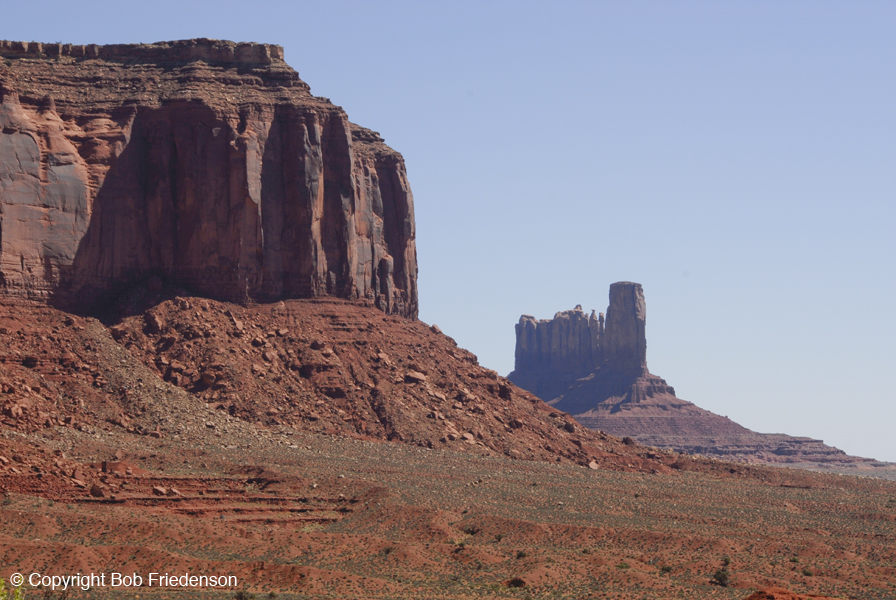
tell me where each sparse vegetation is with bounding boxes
[0,579,25,600]
[711,568,731,587]
[0,298,892,600]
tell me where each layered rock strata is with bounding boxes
[0,39,416,316]
[510,282,879,466]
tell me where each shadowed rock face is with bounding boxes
[509,282,869,466]
[508,282,646,400]
[0,39,417,316]
[603,282,646,374]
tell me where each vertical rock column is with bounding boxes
[602,282,647,375]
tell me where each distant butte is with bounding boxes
[508,282,895,473]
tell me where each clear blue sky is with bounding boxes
[4,1,895,461]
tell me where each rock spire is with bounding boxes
[509,282,861,465]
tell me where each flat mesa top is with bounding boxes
[0,38,284,66]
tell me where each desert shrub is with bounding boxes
[494,533,503,542]
[267,593,278,600]
[616,562,630,569]
[507,577,526,588]
[661,565,673,574]
[463,525,480,535]
[802,568,813,577]
[711,568,730,587]
[789,556,799,563]
[0,578,25,600]
[722,556,730,566]
[234,591,254,600]
[622,436,635,446]
[515,550,527,559]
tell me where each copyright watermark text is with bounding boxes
[8,572,238,591]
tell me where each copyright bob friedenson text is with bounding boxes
[9,572,238,590]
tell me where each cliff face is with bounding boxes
[0,39,417,316]
[603,281,647,374]
[509,282,647,400]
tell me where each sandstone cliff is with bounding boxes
[510,282,876,467]
[0,39,417,316]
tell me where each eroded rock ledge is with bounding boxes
[0,39,284,65]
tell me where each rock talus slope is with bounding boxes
[0,39,416,316]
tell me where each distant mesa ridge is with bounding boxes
[0,39,417,317]
[508,282,879,466]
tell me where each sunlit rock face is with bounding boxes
[0,39,417,317]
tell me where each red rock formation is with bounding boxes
[511,305,604,400]
[509,282,647,399]
[0,39,416,316]
[510,282,884,468]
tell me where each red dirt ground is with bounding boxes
[0,297,892,599]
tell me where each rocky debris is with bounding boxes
[742,588,836,600]
[0,39,416,317]
[404,371,427,383]
[0,296,706,476]
[510,283,888,468]
[103,296,681,471]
